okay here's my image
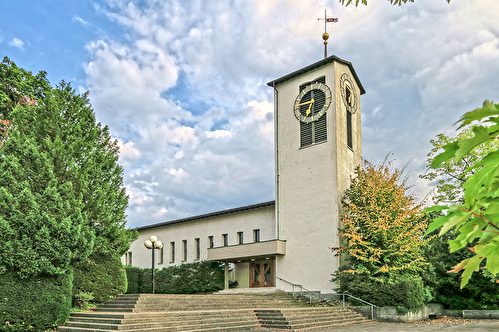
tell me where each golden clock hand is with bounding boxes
[305,99,315,116]
[296,100,313,106]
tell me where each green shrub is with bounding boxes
[333,270,429,311]
[422,231,499,310]
[0,270,73,332]
[72,291,95,310]
[126,261,224,294]
[433,271,499,310]
[72,254,127,305]
[124,266,142,294]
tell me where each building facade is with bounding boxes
[124,55,364,293]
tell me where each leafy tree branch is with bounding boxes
[426,101,499,288]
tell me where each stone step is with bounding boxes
[99,294,307,310]
[63,316,259,331]
[288,318,373,330]
[69,310,259,323]
[58,293,373,332]
[283,309,360,318]
[58,324,259,332]
[58,321,260,332]
[94,304,307,312]
[255,307,373,330]
[117,293,303,301]
[71,310,250,318]
[101,300,298,307]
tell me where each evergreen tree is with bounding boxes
[0,57,137,313]
[0,92,94,278]
[49,82,135,258]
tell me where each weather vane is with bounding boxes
[318,9,338,59]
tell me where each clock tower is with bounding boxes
[267,56,364,292]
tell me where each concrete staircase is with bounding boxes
[255,308,371,330]
[57,292,372,331]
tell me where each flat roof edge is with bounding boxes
[136,200,276,231]
[267,55,365,95]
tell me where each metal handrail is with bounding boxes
[275,276,377,319]
[335,293,377,319]
[276,276,320,304]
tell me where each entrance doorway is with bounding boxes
[250,260,274,287]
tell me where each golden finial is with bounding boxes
[318,10,338,58]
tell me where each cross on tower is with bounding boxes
[318,9,338,58]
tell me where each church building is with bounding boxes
[124,55,365,294]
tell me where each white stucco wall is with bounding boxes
[273,59,362,293]
[125,204,276,271]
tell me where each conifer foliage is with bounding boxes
[0,57,137,331]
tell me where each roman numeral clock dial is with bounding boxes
[293,83,332,123]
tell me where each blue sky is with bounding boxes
[1,0,498,228]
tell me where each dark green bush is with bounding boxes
[125,266,142,294]
[126,261,224,294]
[72,254,127,306]
[431,271,499,310]
[125,267,152,293]
[72,291,94,310]
[422,230,499,310]
[0,270,73,332]
[333,270,428,312]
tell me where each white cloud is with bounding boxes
[73,16,92,28]
[79,0,499,228]
[9,38,24,50]
[116,139,141,169]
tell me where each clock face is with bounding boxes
[293,82,332,123]
[340,73,358,114]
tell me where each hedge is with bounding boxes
[0,270,73,332]
[433,271,499,310]
[333,271,430,312]
[126,261,224,294]
[72,254,127,307]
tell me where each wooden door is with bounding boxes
[250,260,274,287]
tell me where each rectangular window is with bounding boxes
[170,242,175,263]
[208,236,214,248]
[195,238,200,261]
[159,246,164,265]
[237,232,243,245]
[126,252,132,266]
[253,229,260,243]
[347,110,353,150]
[182,240,187,261]
[299,76,327,148]
[222,234,228,246]
[300,116,327,147]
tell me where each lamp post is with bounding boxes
[144,236,163,294]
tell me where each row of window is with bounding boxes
[215,229,261,247]
[126,229,262,267]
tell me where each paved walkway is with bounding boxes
[299,320,499,332]
[242,319,499,332]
